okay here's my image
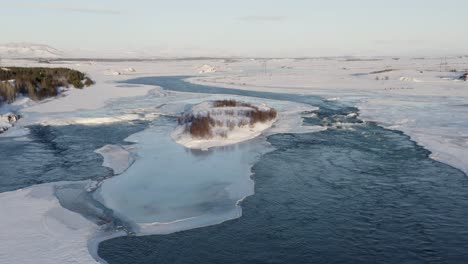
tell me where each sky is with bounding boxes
[1,0,467,57]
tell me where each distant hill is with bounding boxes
[0,43,64,59]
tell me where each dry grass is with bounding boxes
[213,99,238,107]
[180,114,215,138]
[213,99,254,108]
[189,115,215,138]
[248,108,277,125]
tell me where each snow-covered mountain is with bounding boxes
[0,43,64,58]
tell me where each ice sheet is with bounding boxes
[95,144,136,175]
[96,118,272,234]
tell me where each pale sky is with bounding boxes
[1,0,467,57]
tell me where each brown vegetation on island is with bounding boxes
[188,114,216,138]
[248,108,277,124]
[213,99,277,123]
[178,100,277,139]
[213,99,245,107]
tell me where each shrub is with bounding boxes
[189,114,215,138]
[84,77,94,87]
[0,81,16,103]
[213,99,238,107]
[213,99,254,108]
[224,109,235,116]
[248,108,277,125]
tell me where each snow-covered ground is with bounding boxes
[198,64,217,74]
[0,184,100,264]
[0,56,467,263]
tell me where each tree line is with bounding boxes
[0,67,93,104]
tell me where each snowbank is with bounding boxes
[0,115,11,133]
[198,64,217,74]
[358,97,468,175]
[0,113,21,134]
[41,114,144,126]
[0,184,99,264]
[399,76,423,82]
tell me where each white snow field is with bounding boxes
[0,56,467,263]
[188,57,468,174]
[0,184,100,264]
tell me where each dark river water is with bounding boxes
[0,121,148,192]
[96,77,468,264]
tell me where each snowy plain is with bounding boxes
[189,57,468,174]
[0,56,467,263]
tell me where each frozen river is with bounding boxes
[1,76,467,264]
[99,77,468,264]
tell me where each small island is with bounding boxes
[173,99,277,149]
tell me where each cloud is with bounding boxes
[237,16,287,22]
